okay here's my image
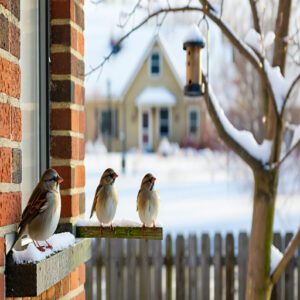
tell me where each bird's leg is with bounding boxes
[100,223,103,234]
[152,222,156,229]
[45,240,53,250]
[110,223,114,231]
[142,224,145,230]
[33,240,45,252]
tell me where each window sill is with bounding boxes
[5,238,91,297]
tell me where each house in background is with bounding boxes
[85,29,208,152]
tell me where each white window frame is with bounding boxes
[157,107,171,138]
[148,49,162,78]
[187,106,200,136]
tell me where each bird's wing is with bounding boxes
[90,184,102,218]
[18,187,48,230]
[136,189,141,211]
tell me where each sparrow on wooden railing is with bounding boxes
[90,168,119,231]
[137,173,160,228]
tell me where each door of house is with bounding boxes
[140,108,152,151]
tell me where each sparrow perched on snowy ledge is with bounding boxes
[137,173,160,228]
[11,169,63,252]
[90,168,119,230]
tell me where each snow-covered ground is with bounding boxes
[85,150,300,235]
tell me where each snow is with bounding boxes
[290,124,300,149]
[135,86,176,107]
[209,85,273,164]
[245,29,275,54]
[76,218,142,227]
[270,245,283,274]
[183,24,205,44]
[264,60,291,113]
[85,151,300,235]
[12,233,75,264]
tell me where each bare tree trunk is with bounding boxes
[246,169,279,300]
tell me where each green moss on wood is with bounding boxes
[76,226,163,240]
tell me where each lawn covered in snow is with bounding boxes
[85,149,300,235]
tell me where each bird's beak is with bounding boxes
[151,177,156,183]
[112,173,118,180]
[57,176,64,184]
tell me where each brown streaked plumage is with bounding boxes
[137,173,160,228]
[11,168,63,252]
[90,168,119,229]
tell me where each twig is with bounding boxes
[249,0,262,34]
[275,138,300,168]
[270,229,300,284]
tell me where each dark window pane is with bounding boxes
[160,109,168,119]
[142,113,149,128]
[189,110,198,134]
[151,52,160,74]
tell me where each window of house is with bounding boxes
[188,109,199,135]
[20,0,49,207]
[100,109,118,138]
[159,108,169,137]
[150,51,161,76]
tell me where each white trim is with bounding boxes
[156,107,172,139]
[148,47,162,79]
[187,106,200,136]
[138,107,153,151]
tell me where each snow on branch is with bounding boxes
[271,230,300,284]
[264,60,291,113]
[245,29,275,55]
[270,245,283,274]
[207,85,272,165]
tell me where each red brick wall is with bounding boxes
[0,0,21,298]
[50,0,86,222]
[0,0,86,298]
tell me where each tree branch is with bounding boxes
[270,229,300,284]
[249,0,261,34]
[203,76,263,170]
[275,138,300,168]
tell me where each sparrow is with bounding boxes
[90,168,119,230]
[137,173,160,228]
[11,168,63,252]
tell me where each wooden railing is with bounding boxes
[85,232,299,300]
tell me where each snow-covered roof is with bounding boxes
[135,86,176,107]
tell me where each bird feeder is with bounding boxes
[183,24,205,97]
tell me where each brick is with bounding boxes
[0,147,11,182]
[9,22,20,58]
[61,194,79,217]
[0,192,21,226]
[10,0,20,20]
[62,274,70,296]
[12,148,21,184]
[0,237,5,266]
[74,2,84,29]
[70,267,79,290]
[46,286,56,300]
[79,192,85,215]
[11,106,21,141]
[74,84,84,105]
[51,136,84,160]
[55,280,63,298]
[77,31,84,56]
[0,103,11,139]
[51,109,85,133]
[51,79,75,102]
[51,24,71,46]
[51,52,84,80]
[0,273,4,300]
[0,14,9,51]
[78,264,85,285]
[51,0,71,19]
[0,57,20,98]
[54,165,85,189]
